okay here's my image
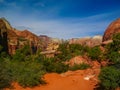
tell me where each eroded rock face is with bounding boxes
[14,29,40,44]
[39,35,52,50]
[103,18,120,42]
[0,18,42,54]
[0,18,9,53]
[10,29,43,54]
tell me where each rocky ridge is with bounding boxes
[0,18,41,54]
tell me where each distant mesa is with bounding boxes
[69,35,103,47]
[103,18,120,42]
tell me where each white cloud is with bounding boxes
[0,9,118,39]
[12,16,110,39]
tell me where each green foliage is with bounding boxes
[0,45,46,88]
[13,45,31,61]
[3,58,46,88]
[98,66,120,90]
[97,33,120,90]
[105,33,120,63]
[87,46,102,60]
[69,44,88,56]
[112,33,120,51]
[0,60,12,89]
[51,62,69,73]
[37,56,69,73]
[107,51,120,63]
[56,41,88,61]
[69,63,90,71]
[10,60,45,87]
[56,41,72,61]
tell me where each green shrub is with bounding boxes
[13,45,31,61]
[107,51,120,63]
[38,57,69,73]
[56,43,88,61]
[0,46,46,88]
[69,63,90,71]
[105,33,120,64]
[88,46,102,60]
[51,62,69,73]
[56,41,72,61]
[112,33,120,51]
[69,44,86,56]
[9,60,46,87]
[96,33,120,90]
[98,66,120,90]
[0,60,12,89]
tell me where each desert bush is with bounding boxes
[107,51,120,63]
[105,33,120,63]
[112,33,120,51]
[0,60,12,89]
[87,46,102,60]
[96,33,120,90]
[56,42,88,61]
[69,63,90,71]
[51,62,69,73]
[37,57,69,73]
[56,41,72,61]
[10,60,46,87]
[13,45,31,61]
[98,66,120,90]
[69,44,86,55]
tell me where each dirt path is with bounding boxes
[8,70,97,90]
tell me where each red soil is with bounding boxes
[7,70,98,90]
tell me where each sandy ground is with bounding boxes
[7,70,97,90]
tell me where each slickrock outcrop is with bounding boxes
[103,18,120,42]
[66,56,90,66]
[39,36,61,57]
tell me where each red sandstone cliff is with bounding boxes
[103,18,120,42]
[0,18,42,54]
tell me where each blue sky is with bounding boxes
[0,0,120,39]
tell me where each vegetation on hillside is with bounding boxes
[69,63,90,71]
[98,66,120,90]
[1,33,120,90]
[87,46,103,61]
[0,41,92,89]
[56,41,90,61]
[97,33,120,90]
[0,45,46,89]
